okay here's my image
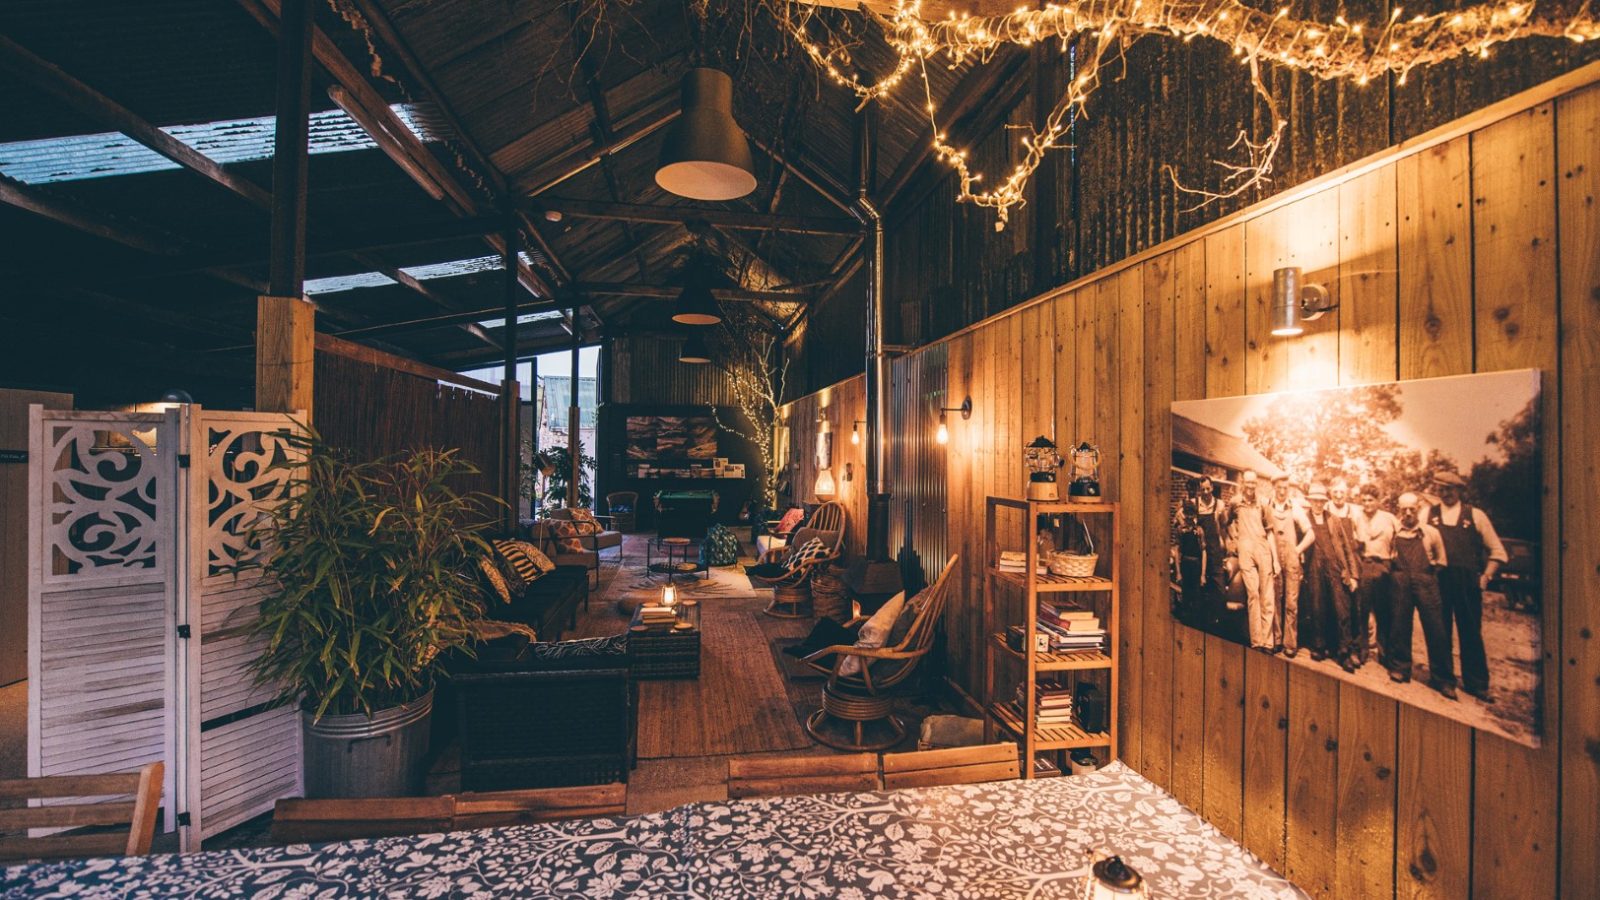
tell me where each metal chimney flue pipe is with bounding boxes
[852,103,890,562]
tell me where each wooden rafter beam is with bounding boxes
[575,281,814,304]
[566,1,650,280]
[747,135,855,214]
[348,252,502,350]
[529,199,857,235]
[878,48,1027,207]
[0,178,184,256]
[0,33,272,208]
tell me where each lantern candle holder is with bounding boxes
[1067,441,1103,501]
[1024,435,1064,501]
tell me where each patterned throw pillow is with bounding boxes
[550,519,585,553]
[784,537,829,575]
[491,539,552,590]
[478,555,513,604]
[775,507,805,535]
[567,508,598,526]
[522,633,630,670]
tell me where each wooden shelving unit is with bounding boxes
[982,496,1119,777]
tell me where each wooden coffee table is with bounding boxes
[627,604,701,680]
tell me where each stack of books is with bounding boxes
[638,605,678,626]
[1014,681,1075,727]
[1036,601,1107,653]
[997,551,1044,576]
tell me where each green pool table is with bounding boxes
[654,490,719,538]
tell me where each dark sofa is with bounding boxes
[438,633,636,791]
[486,563,589,641]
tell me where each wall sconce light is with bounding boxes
[843,462,854,482]
[936,396,972,445]
[814,467,836,496]
[1270,266,1337,337]
[850,420,865,445]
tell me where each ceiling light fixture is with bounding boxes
[655,68,757,201]
[678,332,711,364]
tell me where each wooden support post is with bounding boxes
[502,226,521,531]
[269,0,313,297]
[255,295,315,415]
[568,318,581,509]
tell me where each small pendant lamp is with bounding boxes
[678,332,712,364]
[672,280,722,326]
[656,68,757,201]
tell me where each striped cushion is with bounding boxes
[492,539,555,590]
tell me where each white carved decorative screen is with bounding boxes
[28,405,304,851]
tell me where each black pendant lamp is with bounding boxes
[678,332,711,364]
[656,68,757,201]
[672,280,722,326]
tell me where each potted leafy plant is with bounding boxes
[247,431,495,798]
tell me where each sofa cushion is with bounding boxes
[478,556,514,605]
[549,519,586,553]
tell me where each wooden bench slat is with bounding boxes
[0,774,140,802]
[0,801,138,831]
[0,832,129,862]
[883,760,1021,791]
[728,773,879,799]
[728,753,877,780]
[881,742,1019,774]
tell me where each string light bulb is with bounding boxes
[785,0,1596,229]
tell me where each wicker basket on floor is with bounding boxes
[810,566,849,623]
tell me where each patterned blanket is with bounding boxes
[1,762,1304,898]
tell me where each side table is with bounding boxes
[628,605,701,680]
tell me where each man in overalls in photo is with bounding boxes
[1428,470,1508,704]
[1229,471,1280,653]
[1388,492,1453,694]
[1302,482,1360,664]
[1267,475,1312,658]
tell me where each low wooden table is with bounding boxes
[628,604,701,680]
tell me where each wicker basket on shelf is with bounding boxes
[810,566,850,622]
[1046,515,1098,577]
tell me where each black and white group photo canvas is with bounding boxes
[1167,369,1544,746]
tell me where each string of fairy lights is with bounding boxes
[787,0,1598,228]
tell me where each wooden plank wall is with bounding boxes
[778,378,869,562]
[780,74,1600,898]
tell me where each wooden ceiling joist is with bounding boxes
[0,33,273,208]
[747,135,856,214]
[530,198,858,235]
[574,281,813,304]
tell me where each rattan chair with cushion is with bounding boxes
[755,501,846,557]
[749,532,839,619]
[802,555,957,751]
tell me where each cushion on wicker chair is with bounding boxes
[774,507,805,535]
[786,537,829,572]
[839,590,905,677]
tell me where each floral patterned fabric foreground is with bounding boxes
[0,763,1305,899]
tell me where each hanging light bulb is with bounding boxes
[851,421,860,445]
[936,412,950,445]
[678,332,711,364]
[656,68,757,201]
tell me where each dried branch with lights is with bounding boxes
[788,0,1597,227]
[710,306,790,511]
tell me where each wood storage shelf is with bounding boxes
[982,496,1120,777]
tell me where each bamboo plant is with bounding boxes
[246,431,497,720]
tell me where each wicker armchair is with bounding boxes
[750,504,847,619]
[802,555,957,751]
[605,491,638,533]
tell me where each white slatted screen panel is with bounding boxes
[28,409,179,829]
[28,406,303,850]
[183,410,303,844]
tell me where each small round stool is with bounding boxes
[764,583,812,619]
[805,682,905,751]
